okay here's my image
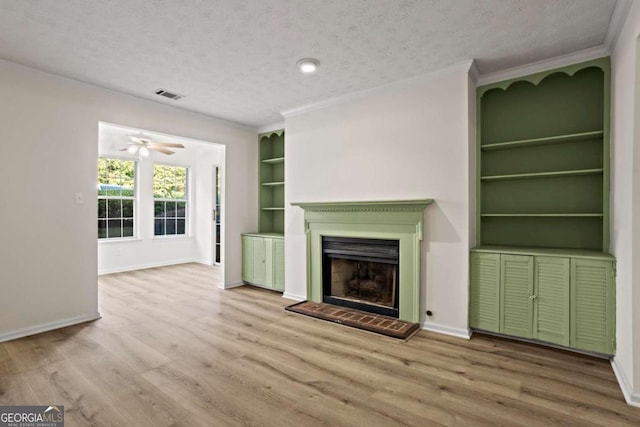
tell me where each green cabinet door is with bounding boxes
[242,234,284,292]
[533,257,570,346]
[570,259,615,354]
[252,237,266,285]
[242,235,267,286]
[273,238,285,291]
[500,255,534,338]
[242,235,253,283]
[469,252,500,332]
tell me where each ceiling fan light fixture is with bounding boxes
[297,58,319,74]
[139,145,150,157]
[126,144,139,154]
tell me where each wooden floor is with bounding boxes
[1,263,639,426]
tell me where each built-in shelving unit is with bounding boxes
[476,58,610,251]
[241,129,285,292]
[259,130,285,234]
[469,58,615,356]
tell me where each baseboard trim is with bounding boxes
[422,322,471,339]
[611,357,640,408]
[0,312,102,343]
[283,291,306,302]
[98,258,196,275]
[219,281,244,290]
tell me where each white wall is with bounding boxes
[611,0,640,406]
[284,62,474,335]
[97,123,225,274]
[0,59,257,341]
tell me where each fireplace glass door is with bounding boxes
[322,237,399,317]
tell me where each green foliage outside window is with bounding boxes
[153,164,187,199]
[97,158,135,239]
[98,158,135,196]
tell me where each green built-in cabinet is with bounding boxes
[241,130,285,292]
[259,130,285,233]
[477,58,609,249]
[470,250,615,355]
[242,233,284,291]
[470,58,616,356]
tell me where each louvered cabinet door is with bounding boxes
[469,252,500,332]
[500,255,534,339]
[533,257,570,346]
[570,259,616,355]
[273,238,285,291]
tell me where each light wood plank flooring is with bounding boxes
[1,263,639,426]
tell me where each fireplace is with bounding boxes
[291,199,433,322]
[322,237,400,317]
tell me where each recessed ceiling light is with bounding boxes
[297,58,319,74]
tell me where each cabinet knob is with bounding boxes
[529,295,537,300]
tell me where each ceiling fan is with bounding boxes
[121,133,185,156]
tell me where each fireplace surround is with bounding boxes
[291,199,433,323]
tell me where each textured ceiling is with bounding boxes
[0,0,617,127]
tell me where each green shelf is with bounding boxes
[481,213,603,217]
[477,60,609,251]
[481,130,604,151]
[262,157,285,164]
[259,131,285,234]
[481,168,603,181]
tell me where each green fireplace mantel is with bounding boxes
[291,199,433,323]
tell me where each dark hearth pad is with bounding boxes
[285,301,420,340]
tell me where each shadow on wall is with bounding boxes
[423,201,462,250]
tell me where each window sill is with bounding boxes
[98,237,141,244]
[152,235,192,240]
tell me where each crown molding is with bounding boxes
[257,121,285,135]
[468,59,480,84]
[477,45,610,86]
[605,0,633,52]
[281,60,475,119]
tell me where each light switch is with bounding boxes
[75,192,85,205]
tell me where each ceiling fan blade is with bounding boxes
[119,148,129,151]
[149,142,184,148]
[152,146,175,155]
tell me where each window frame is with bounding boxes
[152,162,190,238]
[97,156,138,241]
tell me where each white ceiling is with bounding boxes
[0,0,619,128]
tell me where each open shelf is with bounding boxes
[478,62,608,252]
[259,131,285,233]
[480,215,603,250]
[481,130,603,151]
[481,213,603,217]
[481,168,603,181]
[262,157,285,164]
[471,245,614,260]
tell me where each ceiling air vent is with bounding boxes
[155,89,184,100]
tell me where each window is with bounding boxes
[154,164,188,236]
[98,158,136,239]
